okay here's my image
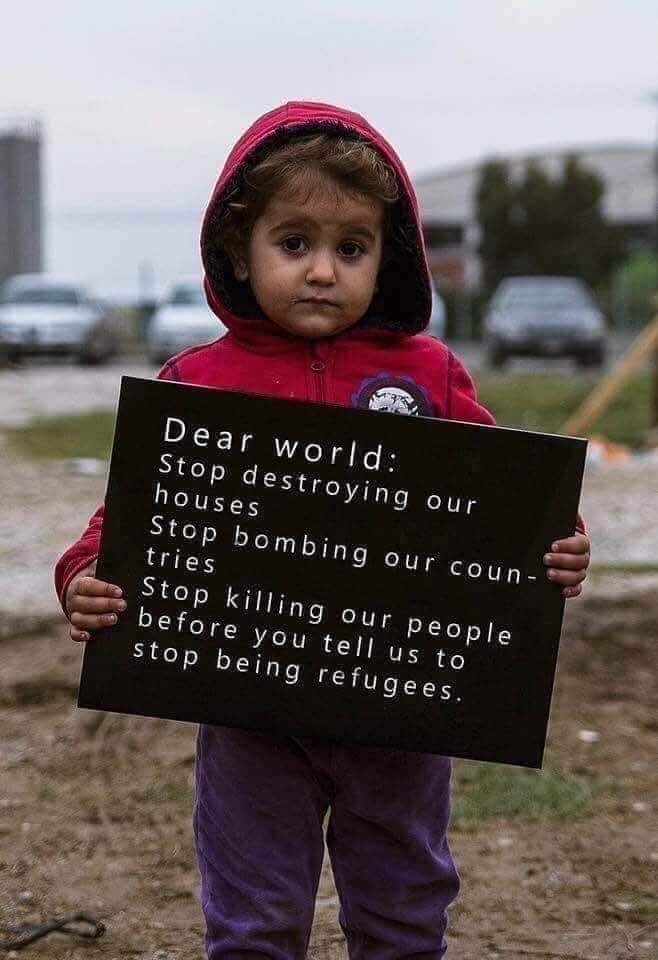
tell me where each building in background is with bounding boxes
[0,119,42,287]
[415,143,655,293]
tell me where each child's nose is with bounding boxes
[306,250,336,285]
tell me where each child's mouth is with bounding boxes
[296,298,338,308]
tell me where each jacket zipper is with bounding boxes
[308,341,328,402]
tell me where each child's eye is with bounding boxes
[339,241,364,259]
[281,236,307,254]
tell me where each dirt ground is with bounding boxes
[0,581,656,960]
[1,360,657,959]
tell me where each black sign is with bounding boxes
[79,376,586,767]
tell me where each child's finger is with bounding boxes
[562,584,582,599]
[74,576,123,599]
[71,595,128,615]
[546,568,587,586]
[550,535,590,555]
[70,610,120,630]
[543,551,588,571]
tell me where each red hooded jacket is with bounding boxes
[54,101,583,608]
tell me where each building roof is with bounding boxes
[415,143,655,226]
[0,117,41,139]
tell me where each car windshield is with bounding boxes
[2,286,83,305]
[169,286,205,306]
[497,283,592,309]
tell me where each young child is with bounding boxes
[55,101,590,958]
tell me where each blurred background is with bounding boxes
[1,3,656,959]
[1,2,657,336]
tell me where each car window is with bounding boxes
[497,283,592,309]
[169,286,205,306]
[2,286,83,305]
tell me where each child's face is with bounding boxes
[236,172,384,338]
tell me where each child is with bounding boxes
[55,101,590,958]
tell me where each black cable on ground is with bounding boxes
[0,913,105,951]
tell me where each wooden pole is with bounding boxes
[561,313,658,436]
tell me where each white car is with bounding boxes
[427,279,447,340]
[0,274,118,364]
[147,279,226,366]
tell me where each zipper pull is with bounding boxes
[309,339,330,371]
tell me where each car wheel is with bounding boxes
[575,349,604,369]
[152,350,176,367]
[78,335,114,366]
[78,349,110,366]
[487,345,508,369]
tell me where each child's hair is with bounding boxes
[203,126,428,333]
[217,133,400,267]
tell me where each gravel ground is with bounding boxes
[1,360,656,630]
[0,358,154,428]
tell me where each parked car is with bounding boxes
[0,274,118,364]
[147,278,226,366]
[482,276,606,368]
[427,278,447,340]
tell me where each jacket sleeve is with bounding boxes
[445,350,586,536]
[54,504,106,613]
[445,349,496,428]
[54,362,181,615]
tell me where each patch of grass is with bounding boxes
[4,370,652,459]
[38,784,58,802]
[141,782,195,808]
[0,678,77,706]
[632,900,658,919]
[589,563,658,576]
[476,371,651,447]
[451,760,603,830]
[5,409,115,460]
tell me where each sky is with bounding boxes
[2,0,657,299]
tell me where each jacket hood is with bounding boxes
[200,101,432,339]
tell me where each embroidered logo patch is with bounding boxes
[352,374,434,417]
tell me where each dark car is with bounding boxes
[483,276,606,368]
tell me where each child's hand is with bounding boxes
[543,533,590,599]
[65,561,127,642]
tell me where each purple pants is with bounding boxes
[193,725,459,959]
